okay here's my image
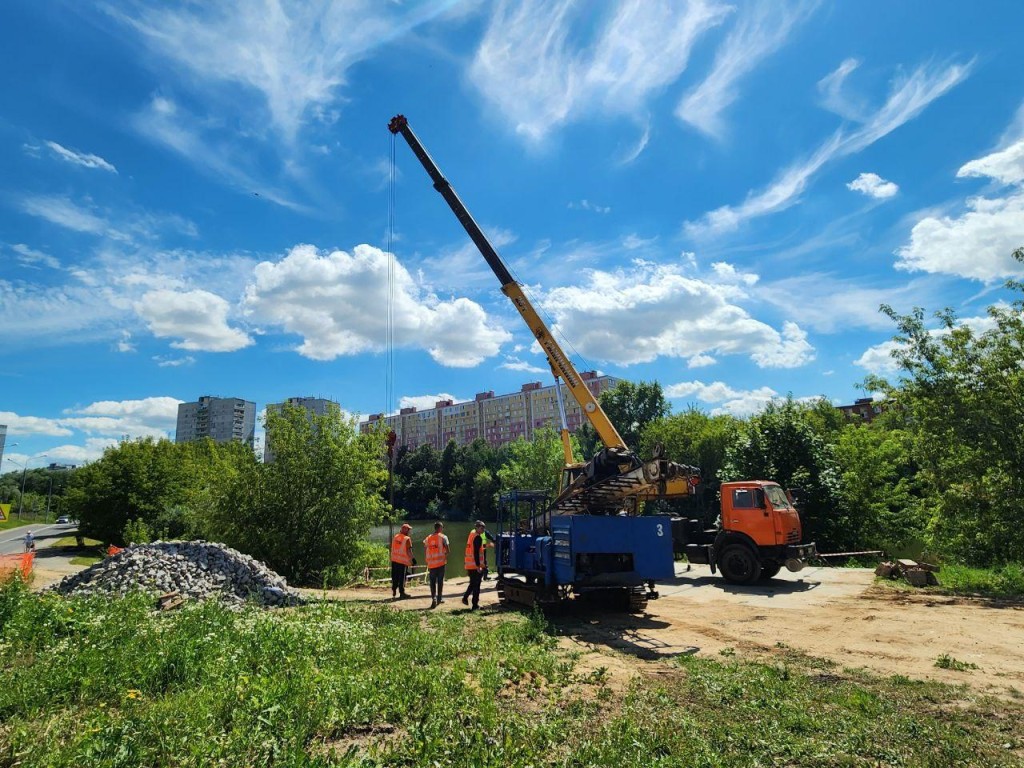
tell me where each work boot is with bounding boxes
[461,596,469,605]
[430,599,437,609]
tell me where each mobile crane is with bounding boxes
[389,114,699,610]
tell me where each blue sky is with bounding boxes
[2,1,1023,467]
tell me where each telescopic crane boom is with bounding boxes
[388,114,698,515]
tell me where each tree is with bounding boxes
[641,406,739,486]
[722,397,847,551]
[63,437,236,544]
[863,249,1024,563]
[209,403,388,584]
[497,427,580,497]
[576,380,670,458]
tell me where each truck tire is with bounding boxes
[719,545,761,585]
[759,561,781,580]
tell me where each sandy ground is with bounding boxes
[317,563,1024,698]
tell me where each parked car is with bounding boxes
[56,516,71,524]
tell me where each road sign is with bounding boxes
[0,503,9,522]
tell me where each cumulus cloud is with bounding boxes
[0,413,74,437]
[686,59,971,236]
[664,380,781,416]
[538,262,815,368]
[136,289,253,352]
[895,193,1024,282]
[470,0,729,142]
[957,136,1024,185]
[0,397,180,446]
[398,394,461,413]
[44,141,117,172]
[847,172,899,199]
[243,244,511,366]
[678,0,818,138]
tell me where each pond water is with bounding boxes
[369,520,497,579]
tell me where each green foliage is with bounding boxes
[832,423,926,554]
[498,427,579,497]
[641,407,739,486]
[322,540,391,587]
[866,249,1024,564]
[122,518,152,545]
[63,437,252,545]
[207,403,387,585]
[927,562,1024,599]
[577,379,670,458]
[723,397,848,550]
[1,583,1019,767]
[935,654,979,671]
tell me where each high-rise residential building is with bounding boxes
[361,371,621,451]
[263,397,338,462]
[0,424,7,469]
[175,396,256,447]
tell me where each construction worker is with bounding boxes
[390,523,414,599]
[461,520,488,610]
[423,522,450,608]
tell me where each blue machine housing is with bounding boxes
[498,514,675,592]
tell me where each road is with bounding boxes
[0,522,76,556]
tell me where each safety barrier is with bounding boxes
[0,552,35,583]
[360,564,429,584]
[107,545,124,557]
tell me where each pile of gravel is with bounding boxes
[50,541,303,608]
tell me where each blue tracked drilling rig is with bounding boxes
[388,115,700,611]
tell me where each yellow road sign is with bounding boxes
[0,503,9,522]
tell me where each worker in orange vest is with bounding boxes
[423,522,450,609]
[390,523,414,599]
[461,520,491,610]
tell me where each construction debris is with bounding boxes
[875,558,940,587]
[49,541,303,608]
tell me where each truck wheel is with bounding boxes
[759,562,781,580]
[719,545,761,585]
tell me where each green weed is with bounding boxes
[935,653,980,671]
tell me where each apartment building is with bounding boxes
[263,396,338,462]
[362,371,621,451]
[175,396,256,447]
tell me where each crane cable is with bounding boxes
[386,134,397,418]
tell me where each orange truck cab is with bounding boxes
[670,480,817,585]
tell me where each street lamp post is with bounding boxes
[6,454,47,520]
[45,475,54,522]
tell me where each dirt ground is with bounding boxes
[321,563,1024,698]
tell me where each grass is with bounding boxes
[0,580,1021,767]
[0,513,50,532]
[52,536,105,567]
[935,654,980,671]
[933,563,1024,600]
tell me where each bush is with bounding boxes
[322,540,391,587]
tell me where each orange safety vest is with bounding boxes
[390,533,413,566]
[424,533,448,569]
[464,530,483,571]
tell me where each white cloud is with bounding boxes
[0,412,74,437]
[895,193,1024,282]
[568,200,612,214]
[470,0,729,142]
[116,330,135,353]
[847,172,899,199]
[957,137,1024,185]
[687,353,717,368]
[398,394,462,413]
[44,141,117,173]
[243,244,511,366]
[43,438,121,464]
[154,355,196,367]
[21,195,115,238]
[538,262,815,368]
[136,289,253,352]
[686,60,971,236]
[664,380,781,416]
[499,356,547,374]
[10,244,60,269]
[109,3,446,142]
[817,57,865,121]
[854,313,1001,375]
[710,261,759,285]
[678,0,818,138]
